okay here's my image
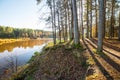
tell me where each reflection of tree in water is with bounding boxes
[0,39,45,52]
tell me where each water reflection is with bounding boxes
[0,39,44,52]
[0,39,46,72]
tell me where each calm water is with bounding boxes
[0,39,46,72]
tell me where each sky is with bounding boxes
[0,0,51,30]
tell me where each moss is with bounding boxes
[28,52,39,63]
[87,57,95,65]
[72,43,83,50]
[25,75,34,80]
[93,49,96,53]
[95,50,104,55]
[44,42,54,49]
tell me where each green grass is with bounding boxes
[28,52,39,63]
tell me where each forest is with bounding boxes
[0,0,120,80]
[0,25,52,38]
[40,0,120,52]
[8,0,119,79]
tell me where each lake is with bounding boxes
[0,39,47,73]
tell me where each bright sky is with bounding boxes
[0,0,51,30]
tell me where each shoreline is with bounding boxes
[9,41,88,80]
[0,42,47,80]
[0,38,52,46]
[0,38,30,45]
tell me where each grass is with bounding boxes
[92,48,104,55]
[28,52,40,63]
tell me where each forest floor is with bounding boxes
[93,38,120,52]
[83,38,120,80]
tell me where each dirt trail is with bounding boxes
[83,39,120,80]
[81,40,106,80]
[93,38,120,52]
[86,38,120,66]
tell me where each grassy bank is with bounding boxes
[0,38,30,45]
[10,41,88,80]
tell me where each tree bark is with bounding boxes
[67,0,72,40]
[50,0,55,45]
[70,0,74,40]
[103,0,106,38]
[53,0,56,44]
[110,0,115,38]
[72,0,80,44]
[118,12,120,40]
[81,0,84,39]
[65,5,68,41]
[86,0,89,38]
[95,0,98,37]
[90,0,92,39]
[97,0,104,52]
[57,10,61,42]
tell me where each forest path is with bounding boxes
[82,39,120,80]
[93,38,120,52]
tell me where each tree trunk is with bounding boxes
[53,0,56,44]
[90,0,92,39]
[65,6,68,41]
[60,13,65,42]
[57,10,61,43]
[50,1,55,45]
[103,0,106,38]
[110,0,115,38]
[81,0,84,39]
[97,0,104,52]
[79,0,81,37]
[118,12,120,40]
[86,0,89,38]
[70,0,74,40]
[107,13,110,37]
[72,0,80,44]
[95,0,98,37]
[67,0,72,41]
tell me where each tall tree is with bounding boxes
[64,0,68,41]
[57,7,61,42]
[67,0,72,40]
[53,0,56,44]
[90,0,92,38]
[103,0,106,38]
[70,0,74,40]
[118,11,120,40]
[72,0,80,44]
[86,0,89,38]
[59,1,65,42]
[47,0,55,44]
[81,0,84,39]
[97,0,104,52]
[95,0,98,37]
[110,0,115,38]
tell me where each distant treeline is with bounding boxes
[0,25,52,38]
